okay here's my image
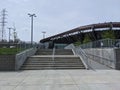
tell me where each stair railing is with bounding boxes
[75,46,89,69]
[52,47,55,63]
[65,44,89,69]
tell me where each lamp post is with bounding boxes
[42,31,46,39]
[7,27,12,43]
[28,13,36,45]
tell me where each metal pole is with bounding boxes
[31,16,33,45]
[28,13,36,46]
[7,27,12,43]
[8,28,11,43]
[42,31,46,39]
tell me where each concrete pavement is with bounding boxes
[0,70,120,90]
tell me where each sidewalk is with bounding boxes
[0,70,120,90]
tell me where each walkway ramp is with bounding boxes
[20,49,85,70]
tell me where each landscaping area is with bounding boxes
[0,48,24,55]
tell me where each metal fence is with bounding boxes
[65,44,89,69]
[65,42,116,69]
[15,48,37,70]
[80,39,120,49]
[0,42,37,50]
[78,39,118,69]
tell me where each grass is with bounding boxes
[0,48,24,55]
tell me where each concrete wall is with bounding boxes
[83,48,116,69]
[0,48,37,71]
[115,49,120,70]
[15,48,37,70]
[65,44,120,70]
[0,55,15,71]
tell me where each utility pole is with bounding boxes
[0,9,7,41]
[42,31,46,39]
[28,13,36,45]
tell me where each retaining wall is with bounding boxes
[83,48,116,68]
[115,49,120,70]
[65,44,120,70]
[0,48,37,71]
[0,55,15,71]
[15,48,37,70]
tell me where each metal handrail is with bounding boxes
[52,47,55,63]
[75,46,89,69]
[66,44,89,69]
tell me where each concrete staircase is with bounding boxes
[35,49,53,55]
[55,49,73,55]
[20,49,85,70]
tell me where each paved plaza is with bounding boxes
[0,70,120,90]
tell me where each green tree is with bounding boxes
[83,34,91,43]
[74,41,82,46]
[102,30,115,39]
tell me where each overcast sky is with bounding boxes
[0,0,120,42]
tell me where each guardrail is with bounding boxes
[65,44,89,69]
[75,46,89,69]
[15,48,37,70]
[52,47,55,63]
[65,43,116,69]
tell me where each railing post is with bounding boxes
[52,47,55,63]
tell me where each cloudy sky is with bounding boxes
[0,0,120,42]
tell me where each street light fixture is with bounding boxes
[42,31,46,39]
[28,13,36,45]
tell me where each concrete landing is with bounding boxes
[0,70,120,90]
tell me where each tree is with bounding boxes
[102,30,115,39]
[74,40,82,46]
[83,34,91,44]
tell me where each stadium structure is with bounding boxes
[40,22,120,48]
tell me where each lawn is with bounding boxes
[0,48,24,55]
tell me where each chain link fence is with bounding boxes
[80,39,120,49]
[0,42,38,54]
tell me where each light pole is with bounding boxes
[7,27,12,43]
[28,13,36,45]
[42,31,46,39]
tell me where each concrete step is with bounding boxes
[25,60,82,63]
[55,52,73,55]
[35,49,53,55]
[20,49,85,70]
[35,49,74,55]
[23,62,83,64]
[28,56,80,60]
[55,49,73,55]
[22,62,84,65]
[35,52,52,55]
[22,64,84,67]
[21,67,85,70]
[25,58,80,60]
